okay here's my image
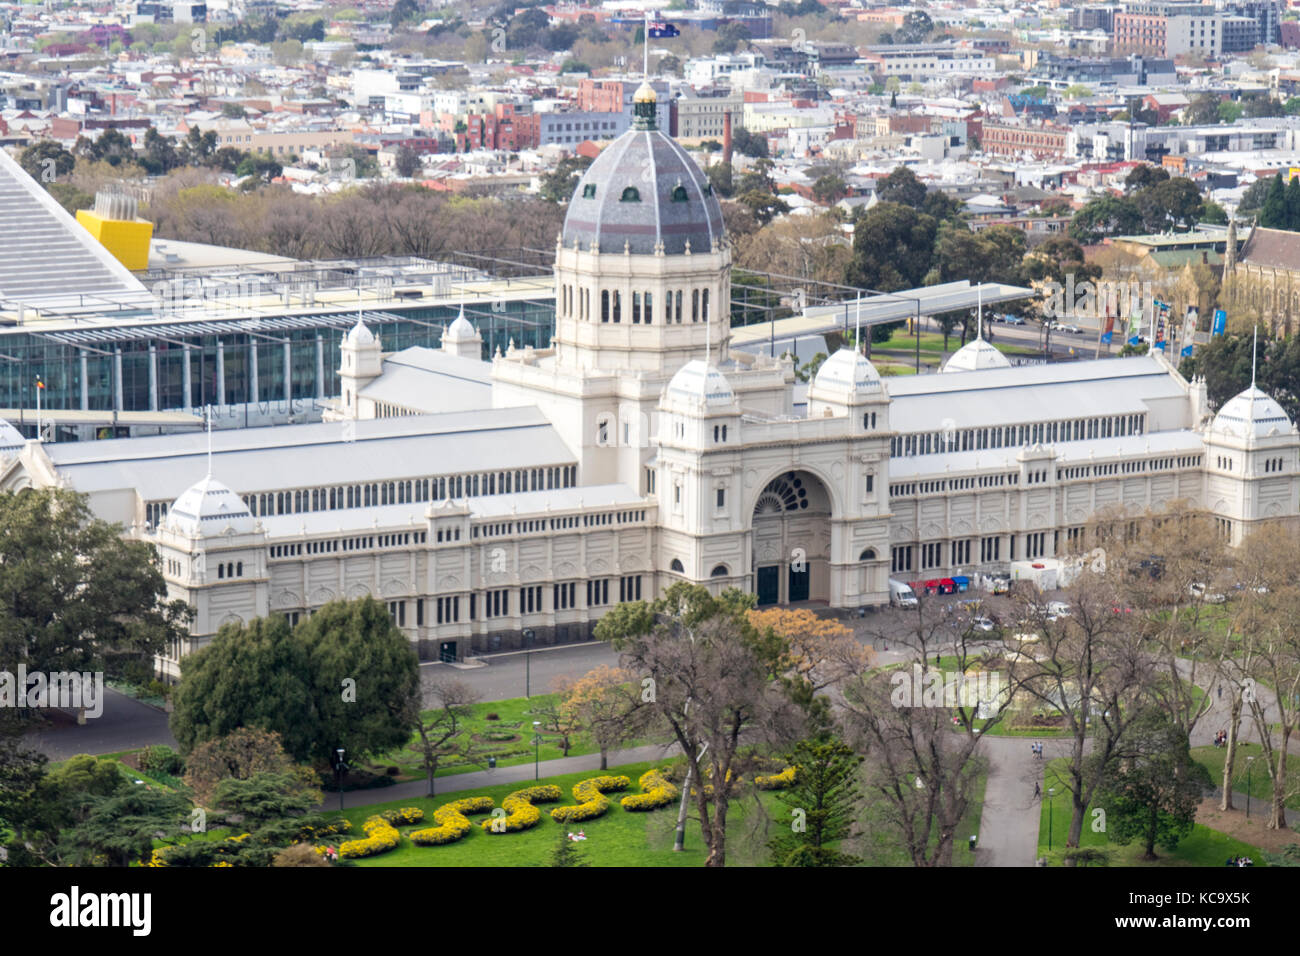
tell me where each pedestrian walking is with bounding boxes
[1034,781,1041,798]
[1218,684,1222,700]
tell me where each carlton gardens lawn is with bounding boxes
[328,761,728,867]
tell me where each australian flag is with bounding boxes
[648,21,680,37]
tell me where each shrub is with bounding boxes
[480,785,562,833]
[411,796,495,846]
[338,815,401,859]
[385,766,401,776]
[378,806,425,826]
[755,766,798,790]
[139,744,185,776]
[550,775,630,823]
[486,712,500,720]
[621,768,680,812]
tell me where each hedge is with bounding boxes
[411,796,496,846]
[620,768,679,812]
[379,807,425,826]
[480,785,562,833]
[339,815,401,859]
[550,775,630,823]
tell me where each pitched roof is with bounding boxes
[1238,226,1300,272]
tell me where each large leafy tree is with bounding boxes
[1092,709,1211,860]
[0,488,191,680]
[1070,194,1142,244]
[295,597,421,765]
[171,597,419,766]
[875,165,927,209]
[170,616,315,762]
[847,201,939,291]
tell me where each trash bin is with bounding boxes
[488,756,497,770]
[969,835,977,851]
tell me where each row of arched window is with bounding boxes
[559,283,709,325]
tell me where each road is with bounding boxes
[422,641,621,702]
[25,687,177,760]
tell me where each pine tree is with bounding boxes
[1260,172,1287,228]
[549,828,590,867]
[767,735,864,867]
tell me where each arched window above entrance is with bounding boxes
[710,564,729,577]
[859,548,876,561]
[670,558,684,573]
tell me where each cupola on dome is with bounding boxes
[561,91,725,256]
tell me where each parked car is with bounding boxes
[1062,324,1083,335]
[1004,315,1026,326]
[1190,582,1226,604]
[971,616,996,632]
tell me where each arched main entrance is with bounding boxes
[751,470,832,606]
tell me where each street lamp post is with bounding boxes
[533,720,542,781]
[334,747,346,811]
[1246,755,1257,820]
[1048,787,1056,852]
[523,629,535,697]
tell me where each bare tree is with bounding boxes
[838,597,1004,865]
[1233,524,1300,829]
[1006,571,1153,849]
[405,676,480,797]
[595,583,807,867]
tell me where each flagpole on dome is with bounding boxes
[205,403,213,478]
[644,8,650,79]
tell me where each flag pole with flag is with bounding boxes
[35,374,44,442]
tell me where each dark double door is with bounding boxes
[756,563,810,605]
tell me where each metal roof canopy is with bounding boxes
[730,281,1037,345]
[37,310,410,347]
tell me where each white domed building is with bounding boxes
[4,77,1298,679]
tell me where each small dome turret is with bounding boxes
[942,337,1012,373]
[665,360,736,410]
[1211,386,1293,440]
[163,474,255,537]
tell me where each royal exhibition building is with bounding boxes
[1,86,1297,681]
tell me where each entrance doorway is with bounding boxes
[788,563,810,602]
[751,470,832,605]
[439,641,457,663]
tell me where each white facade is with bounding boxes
[3,89,1298,679]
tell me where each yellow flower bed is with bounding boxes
[480,785,562,833]
[339,814,401,859]
[620,768,679,812]
[550,775,630,823]
[379,806,426,826]
[411,796,496,846]
[755,766,798,790]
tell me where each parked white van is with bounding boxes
[889,579,918,609]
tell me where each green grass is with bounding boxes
[1193,743,1300,812]
[327,760,764,867]
[1036,758,1266,866]
[361,691,661,784]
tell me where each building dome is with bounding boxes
[1211,386,1293,439]
[445,306,478,342]
[812,347,883,394]
[942,337,1012,373]
[665,360,736,408]
[345,318,376,347]
[163,474,256,537]
[0,417,23,451]
[560,100,725,256]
